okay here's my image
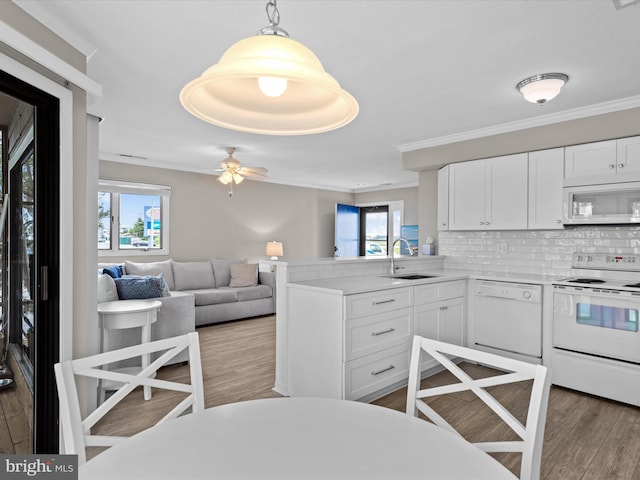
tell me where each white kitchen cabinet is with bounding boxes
[617,136,640,176]
[448,160,486,230]
[528,148,564,229]
[413,280,465,371]
[448,154,528,230]
[286,279,467,401]
[564,136,640,185]
[437,166,449,231]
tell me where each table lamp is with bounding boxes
[266,241,283,260]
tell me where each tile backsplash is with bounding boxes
[439,226,640,276]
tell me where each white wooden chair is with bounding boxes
[54,332,205,464]
[406,335,551,480]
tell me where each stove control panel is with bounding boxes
[573,253,640,270]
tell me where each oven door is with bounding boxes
[553,287,640,364]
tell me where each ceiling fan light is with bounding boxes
[232,173,245,184]
[179,5,358,135]
[516,73,568,105]
[218,171,233,185]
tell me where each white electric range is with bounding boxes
[552,253,640,406]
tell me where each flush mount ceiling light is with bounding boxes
[516,73,569,105]
[179,0,359,135]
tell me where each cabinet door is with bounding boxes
[485,153,528,230]
[414,297,464,371]
[438,298,465,347]
[448,160,486,230]
[528,148,564,229]
[414,303,439,340]
[437,166,449,231]
[564,140,617,185]
[617,136,640,178]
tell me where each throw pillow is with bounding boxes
[114,276,165,300]
[124,259,175,290]
[229,263,258,288]
[120,273,171,298]
[154,273,172,297]
[102,264,124,279]
[97,274,119,303]
[211,258,246,288]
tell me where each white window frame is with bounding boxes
[98,179,171,257]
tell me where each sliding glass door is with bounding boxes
[1,70,60,453]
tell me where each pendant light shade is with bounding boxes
[516,73,569,105]
[180,2,359,135]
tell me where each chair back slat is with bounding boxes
[54,332,205,465]
[406,335,551,480]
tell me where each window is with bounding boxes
[98,180,171,256]
[359,206,388,256]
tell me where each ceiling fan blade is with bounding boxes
[238,169,268,180]
[238,166,268,175]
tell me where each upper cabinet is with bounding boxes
[564,136,640,186]
[437,166,449,231]
[528,148,564,230]
[448,154,528,231]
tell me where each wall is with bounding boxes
[99,160,354,261]
[417,170,438,249]
[439,226,640,276]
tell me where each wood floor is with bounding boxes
[4,315,640,479]
[0,336,32,454]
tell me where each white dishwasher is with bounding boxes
[472,280,542,364]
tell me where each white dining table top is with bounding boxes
[79,397,516,480]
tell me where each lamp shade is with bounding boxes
[516,73,568,105]
[266,241,284,259]
[180,35,359,135]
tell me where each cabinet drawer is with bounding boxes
[344,343,411,401]
[345,287,412,319]
[345,308,413,361]
[414,281,465,305]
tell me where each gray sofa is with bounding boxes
[97,258,276,364]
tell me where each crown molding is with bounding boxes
[397,95,640,153]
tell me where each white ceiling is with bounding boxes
[14,0,640,192]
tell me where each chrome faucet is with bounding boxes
[389,237,416,275]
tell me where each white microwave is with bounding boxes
[563,182,640,224]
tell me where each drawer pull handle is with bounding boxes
[372,299,396,306]
[371,365,395,376]
[371,328,395,337]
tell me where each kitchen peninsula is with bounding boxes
[262,255,560,402]
[263,255,463,400]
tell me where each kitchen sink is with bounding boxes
[386,274,436,280]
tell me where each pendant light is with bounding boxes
[516,73,569,105]
[180,0,359,135]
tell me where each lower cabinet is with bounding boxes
[413,281,466,371]
[344,343,411,401]
[286,280,466,401]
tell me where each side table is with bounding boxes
[97,299,162,401]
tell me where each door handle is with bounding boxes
[41,266,49,301]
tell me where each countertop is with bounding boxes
[286,268,566,296]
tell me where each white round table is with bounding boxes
[97,299,162,401]
[79,397,516,480]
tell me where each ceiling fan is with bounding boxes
[215,147,268,196]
